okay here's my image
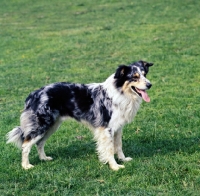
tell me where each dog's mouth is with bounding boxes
[131,87,150,102]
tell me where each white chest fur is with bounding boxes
[103,74,142,131]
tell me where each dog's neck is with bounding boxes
[103,74,142,124]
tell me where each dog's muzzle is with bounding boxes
[146,82,152,89]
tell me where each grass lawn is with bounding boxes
[1,0,200,195]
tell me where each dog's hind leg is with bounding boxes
[36,119,61,161]
[20,109,60,169]
[94,127,125,171]
[22,135,43,169]
[114,129,132,162]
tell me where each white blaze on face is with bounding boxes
[136,67,150,84]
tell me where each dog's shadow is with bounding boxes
[123,136,200,158]
[45,135,200,162]
[48,140,96,160]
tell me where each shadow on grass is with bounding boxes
[29,141,95,166]
[27,134,200,169]
[44,135,200,162]
[123,136,200,158]
[44,141,96,161]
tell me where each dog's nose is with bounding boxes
[146,83,152,89]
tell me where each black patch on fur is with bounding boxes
[90,85,112,126]
[108,128,112,136]
[114,65,131,88]
[132,60,153,76]
[45,83,94,119]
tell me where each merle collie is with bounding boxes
[7,60,153,170]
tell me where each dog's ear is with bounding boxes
[114,65,129,79]
[145,62,154,67]
[140,60,154,67]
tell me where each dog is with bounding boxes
[6,60,153,170]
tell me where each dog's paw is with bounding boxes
[45,156,53,161]
[122,157,132,162]
[22,163,34,170]
[44,157,53,161]
[40,156,53,161]
[110,164,125,171]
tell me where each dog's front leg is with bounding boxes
[94,127,125,171]
[114,129,132,162]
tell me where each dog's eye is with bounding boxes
[133,73,140,80]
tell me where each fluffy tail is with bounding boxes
[6,127,23,149]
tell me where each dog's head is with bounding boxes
[114,60,153,102]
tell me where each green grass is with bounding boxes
[1,0,200,195]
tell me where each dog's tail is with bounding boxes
[6,127,23,149]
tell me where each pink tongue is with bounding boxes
[136,89,150,102]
